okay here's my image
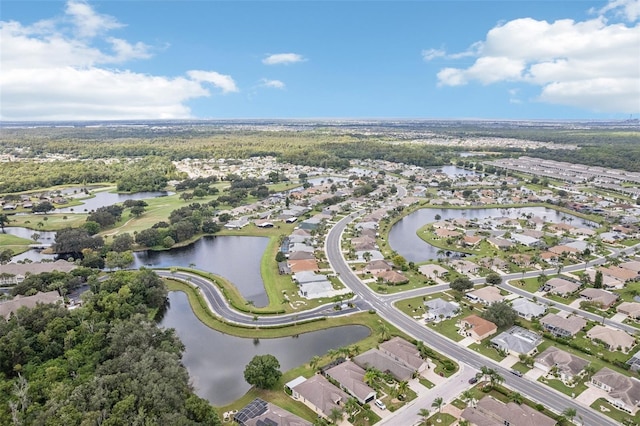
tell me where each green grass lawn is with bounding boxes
[507,276,542,294]
[426,412,456,426]
[468,343,506,362]
[617,281,640,302]
[537,376,587,398]
[590,397,640,425]
[0,233,33,255]
[8,213,87,231]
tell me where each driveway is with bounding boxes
[499,354,519,368]
[525,367,545,380]
[575,383,608,406]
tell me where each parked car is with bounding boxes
[468,376,478,384]
[374,399,386,410]
[511,369,523,377]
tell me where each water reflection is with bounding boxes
[133,236,270,307]
[160,291,370,406]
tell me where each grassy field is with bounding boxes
[0,233,33,255]
[7,213,87,231]
[590,397,640,425]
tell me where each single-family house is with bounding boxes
[487,237,514,250]
[234,398,312,426]
[539,313,586,338]
[461,396,556,426]
[290,375,349,419]
[579,288,619,309]
[0,291,64,319]
[364,260,393,275]
[418,264,448,279]
[462,235,482,247]
[618,302,640,321]
[288,259,319,273]
[587,325,635,353]
[378,337,428,373]
[600,266,638,283]
[549,245,580,255]
[375,270,408,285]
[453,260,480,275]
[541,277,580,296]
[423,298,459,322]
[620,261,640,275]
[591,368,640,414]
[585,268,624,290]
[0,260,77,285]
[627,352,640,372]
[511,298,546,320]
[490,326,542,356]
[534,347,588,383]
[353,349,414,381]
[510,233,541,247]
[288,251,315,261]
[466,286,503,305]
[324,361,376,404]
[458,315,497,342]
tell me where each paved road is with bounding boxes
[155,196,633,425]
[325,213,618,426]
[156,270,371,326]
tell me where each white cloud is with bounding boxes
[262,53,305,65]
[259,79,285,89]
[187,70,238,93]
[430,0,640,114]
[422,48,446,61]
[0,1,238,120]
[65,0,122,38]
[593,0,640,22]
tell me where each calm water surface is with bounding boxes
[160,291,370,406]
[389,206,594,263]
[55,191,172,213]
[133,236,270,307]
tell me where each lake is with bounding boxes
[54,190,172,213]
[160,291,370,406]
[388,206,593,263]
[133,236,270,307]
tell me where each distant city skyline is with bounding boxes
[1,0,639,121]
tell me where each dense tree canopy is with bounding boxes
[481,301,518,328]
[450,276,474,293]
[243,354,282,389]
[0,269,220,425]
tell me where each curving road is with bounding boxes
[325,212,618,426]
[158,192,632,425]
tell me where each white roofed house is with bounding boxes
[418,264,448,280]
[510,298,546,321]
[490,326,542,357]
[466,286,503,306]
[423,298,460,322]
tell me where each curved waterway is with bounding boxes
[160,291,370,406]
[389,206,595,263]
[133,236,270,307]
[54,190,172,213]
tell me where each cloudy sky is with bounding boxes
[1,0,639,121]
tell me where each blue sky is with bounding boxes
[1,0,638,120]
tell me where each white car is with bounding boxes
[374,399,386,410]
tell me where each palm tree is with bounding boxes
[476,365,493,383]
[461,390,474,406]
[347,344,360,358]
[431,396,444,413]
[364,368,382,387]
[309,355,321,371]
[489,371,504,389]
[328,407,343,425]
[327,348,341,361]
[509,392,523,405]
[344,397,360,419]
[459,420,470,426]
[418,408,430,426]
[378,322,390,342]
[562,407,577,424]
[396,381,409,400]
